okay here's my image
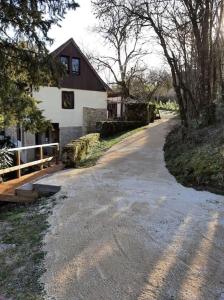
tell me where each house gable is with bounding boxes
[51,38,107,92]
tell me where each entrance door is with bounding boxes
[51,123,60,143]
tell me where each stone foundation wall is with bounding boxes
[60,126,83,150]
[23,131,36,162]
[83,107,107,135]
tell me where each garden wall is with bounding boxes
[83,107,107,135]
[61,133,100,167]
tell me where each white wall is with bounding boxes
[33,87,107,127]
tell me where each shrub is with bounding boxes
[62,133,100,168]
[96,121,146,138]
[0,147,13,182]
[156,100,179,112]
[0,147,13,169]
[125,103,156,123]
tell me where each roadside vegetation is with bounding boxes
[94,1,224,196]
[156,100,179,112]
[0,195,65,300]
[164,123,224,194]
[79,125,148,168]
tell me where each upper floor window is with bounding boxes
[60,55,69,73]
[72,57,80,75]
[62,91,74,109]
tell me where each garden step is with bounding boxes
[33,183,61,196]
[15,183,38,199]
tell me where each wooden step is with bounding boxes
[0,193,36,203]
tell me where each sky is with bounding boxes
[49,0,165,81]
[49,0,98,53]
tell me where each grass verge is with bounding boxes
[156,100,179,112]
[164,123,224,194]
[78,125,148,168]
[0,194,65,299]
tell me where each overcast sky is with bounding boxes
[49,0,165,81]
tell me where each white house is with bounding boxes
[33,38,108,148]
[5,38,108,154]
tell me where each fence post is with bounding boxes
[56,144,60,165]
[40,146,44,170]
[16,150,21,178]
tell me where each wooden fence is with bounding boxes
[0,143,60,178]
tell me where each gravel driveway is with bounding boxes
[40,119,224,300]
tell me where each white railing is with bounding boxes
[0,143,60,178]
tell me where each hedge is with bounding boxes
[62,133,100,167]
[96,121,146,138]
[125,103,156,123]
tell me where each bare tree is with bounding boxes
[91,0,148,116]
[95,0,224,127]
[130,69,172,103]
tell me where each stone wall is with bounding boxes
[60,126,83,150]
[62,133,100,167]
[23,131,36,162]
[83,107,107,135]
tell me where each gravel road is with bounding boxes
[40,119,224,300]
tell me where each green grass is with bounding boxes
[156,100,179,112]
[78,125,148,168]
[164,123,224,194]
[0,195,65,300]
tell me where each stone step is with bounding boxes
[33,183,61,196]
[15,182,61,201]
[15,183,38,199]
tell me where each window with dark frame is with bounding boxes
[72,57,80,75]
[62,91,75,109]
[60,55,69,73]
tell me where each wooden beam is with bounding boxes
[40,146,44,170]
[7,143,59,152]
[0,142,60,178]
[0,157,54,176]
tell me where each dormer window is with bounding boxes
[60,55,69,73]
[72,57,80,75]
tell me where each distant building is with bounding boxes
[107,91,123,119]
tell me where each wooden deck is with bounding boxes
[0,164,63,202]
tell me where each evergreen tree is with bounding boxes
[0,0,79,133]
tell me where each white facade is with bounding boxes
[33,86,107,127]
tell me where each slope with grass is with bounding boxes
[164,123,224,194]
